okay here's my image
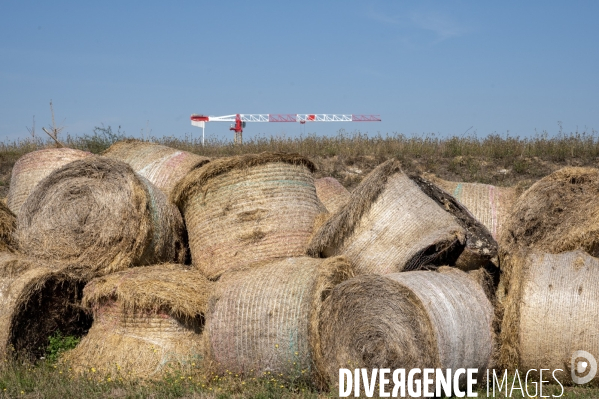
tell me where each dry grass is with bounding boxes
[1,356,598,398]
[2,129,599,195]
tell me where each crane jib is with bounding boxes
[191,114,381,123]
[190,113,381,144]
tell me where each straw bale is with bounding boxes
[308,160,467,275]
[82,263,211,318]
[0,202,16,253]
[314,177,350,214]
[499,250,599,385]
[7,148,92,217]
[16,157,186,277]
[64,264,210,378]
[500,167,599,260]
[204,256,353,382]
[103,140,210,198]
[498,167,599,310]
[317,267,494,389]
[172,152,321,279]
[0,252,91,360]
[428,177,518,240]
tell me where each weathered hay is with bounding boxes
[500,167,599,259]
[0,252,91,360]
[0,202,16,252]
[204,256,353,382]
[410,175,498,271]
[314,177,350,214]
[498,167,599,312]
[7,148,92,217]
[317,267,494,389]
[64,264,210,379]
[427,177,518,240]
[103,140,210,198]
[172,152,322,279]
[308,160,467,275]
[499,250,599,385]
[16,157,186,277]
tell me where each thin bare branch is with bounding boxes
[26,115,35,138]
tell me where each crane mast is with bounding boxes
[191,113,381,144]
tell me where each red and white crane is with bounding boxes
[190,113,381,144]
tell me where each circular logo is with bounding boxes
[571,350,597,384]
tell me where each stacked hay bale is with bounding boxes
[16,157,186,277]
[0,202,16,252]
[103,140,210,198]
[0,252,91,360]
[499,250,599,384]
[7,148,92,217]
[64,264,210,378]
[172,152,324,279]
[499,167,599,377]
[498,167,599,302]
[314,177,350,214]
[317,267,494,388]
[308,160,496,274]
[427,176,518,240]
[204,256,353,382]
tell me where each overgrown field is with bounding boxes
[2,128,599,398]
[1,127,599,195]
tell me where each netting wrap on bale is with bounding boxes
[16,157,186,277]
[0,252,91,360]
[172,152,323,279]
[429,177,518,240]
[308,160,468,275]
[317,267,494,389]
[7,148,92,217]
[204,256,353,383]
[410,176,498,271]
[499,250,599,385]
[314,177,350,214]
[0,202,16,253]
[64,264,210,379]
[103,140,210,198]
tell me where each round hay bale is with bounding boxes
[204,256,353,382]
[317,267,494,389]
[7,148,92,217]
[103,140,210,198]
[308,160,468,275]
[63,264,210,379]
[410,175,498,271]
[500,167,599,259]
[0,202,16,253]
[428,177,518,240]
[499,250,599,385]
[0,252,91,360]
[498,167,599,310]
[16,157,186,277]
[172,152,322,279]
[314,177,350,214]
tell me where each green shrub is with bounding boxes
[44,331,80,363]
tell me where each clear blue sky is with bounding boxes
[1,1,598,142]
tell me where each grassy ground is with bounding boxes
[2,128,599,397]
[1,360,599,398]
